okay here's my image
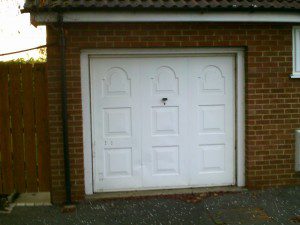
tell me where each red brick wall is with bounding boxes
[47,23,300,204]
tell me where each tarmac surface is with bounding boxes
[0,186,299,225]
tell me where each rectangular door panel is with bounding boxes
[188,56,235,186]
[140,58,189,188]
[90,58,142,191]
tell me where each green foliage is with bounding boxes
[0,57,46,64]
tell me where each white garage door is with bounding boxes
[90,54,235,192]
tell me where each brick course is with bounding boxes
[47,23,300,204]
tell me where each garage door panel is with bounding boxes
[102,67,132,97]
[152,66,179,96]
[104,148,133,177]
[198,66,225,95]
[198,105,225,134]
[92,64,138,99]
[91,55,236,192]
[151,106,179,136]
[189,56,235,76]
[152,145,180,175]
[141,58,189,188]
[188,56,235,186]
[189,144,233,186]
[103,107,132,138]
[196,144,226,173]
[90,58,142,192]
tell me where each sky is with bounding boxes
[0,0,46,61]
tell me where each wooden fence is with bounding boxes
[0,63,50,194]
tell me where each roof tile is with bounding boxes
[23,0,300,12]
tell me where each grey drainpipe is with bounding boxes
[58,13,72,205]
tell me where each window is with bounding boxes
[292,27,300,78]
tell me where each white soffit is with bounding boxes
[31,11,300,24]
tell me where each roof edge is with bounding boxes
[29,10,300,24]
[22,1,300,13]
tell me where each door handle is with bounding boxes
[162,98,168,105]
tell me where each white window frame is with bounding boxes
[291,26,300,78]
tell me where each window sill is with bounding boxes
[290,74,300,78]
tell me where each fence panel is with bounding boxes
[10,64,26,193]
[23,65,38,192]
[0,63,50,194]
[34,65,50,191]
[0,65,14,194]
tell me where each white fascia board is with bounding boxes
[31,11,300,24]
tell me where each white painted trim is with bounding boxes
[32,11,300,24]
[81,53,93,195]
[292,26,300,78]
[82,48,245,57]
[295,130,300,172]
[290,74,300,78]
[236,51,245,187]
[81,48,246,195]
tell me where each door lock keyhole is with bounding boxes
[162,98,168,105]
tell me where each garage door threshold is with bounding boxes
[86,186,247,200]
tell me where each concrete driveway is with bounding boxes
[0,186,299,225]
